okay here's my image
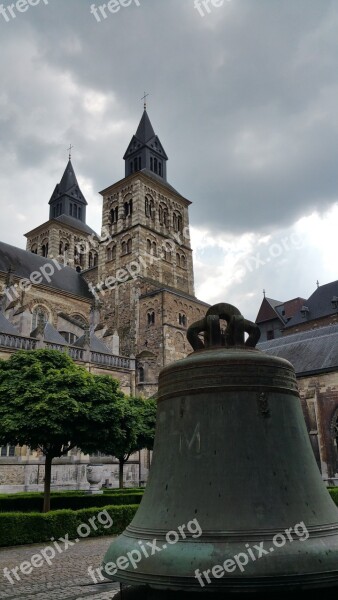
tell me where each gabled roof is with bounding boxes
[256,297,284,324]
[0,241,93,300]
[31,322,68,345]
[54,214,98,237]
[99,168,190,204]
[74,332,112,353]
[139,168,183,197]
[0,312,20,335]
[49,160,87,206]
[285,281,338,328]
[25,215,98,238]
[258,324,338,375]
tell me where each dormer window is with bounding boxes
[300,306,309,318]
[331,296,338,310]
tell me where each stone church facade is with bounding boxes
[0,109,208,491]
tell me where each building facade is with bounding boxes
[0,109,208,491]
[257,281,338,484]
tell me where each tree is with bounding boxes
[0,350,126,512]
[86,395,157,488]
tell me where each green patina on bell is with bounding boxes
[102,303,338,594]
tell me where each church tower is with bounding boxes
[96,108,208,395]
[25,158,99,271]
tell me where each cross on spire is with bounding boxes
[141,92,149,110]
[67,144,74,160]
[263,289,266,298]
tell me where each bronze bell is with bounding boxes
[103,303,338,594]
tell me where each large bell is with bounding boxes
[103,303,338,595]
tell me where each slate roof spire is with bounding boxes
[48,159,87,224]
[135,109,156,143]
[123,109,168,180]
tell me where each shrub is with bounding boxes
[328,487,338,505]
[0,504,138,547]
[0,491,143,513]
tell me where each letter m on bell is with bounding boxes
[179,423,201,455]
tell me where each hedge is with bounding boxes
[0,504,138,547]
[328,487,338,504]
[0,491,143,513]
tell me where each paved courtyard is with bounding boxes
[0,536,121,600]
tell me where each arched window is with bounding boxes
[147,311,155,325]
[32,306,49,331]
[59,241,64,255]
[163,246,172,262]
[152,241,157,256]
[110,207,118,224]
[121,241,127,255]
[147,239,152,254]
[176,253,181,268]
[145,195,154,218]
[124,199,133,217]
[31,245,38,254]
[41,241,49,258]
[138,366,145,383]
[179,313,187,327]
[173,212,183,233]
[127,239,132,254]
[71,314,88,328]
[107,244,116,261]
[181,254,186,269]
[89,252,98,268]
[159,204,169,226]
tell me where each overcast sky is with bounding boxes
[0,0,337,320]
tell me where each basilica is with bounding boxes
[0,109,208,491]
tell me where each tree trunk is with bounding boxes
[119,458,124,489]
[43,455,53,513]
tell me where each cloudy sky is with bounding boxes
[0,0,337,320]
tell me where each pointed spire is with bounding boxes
[135,109,156,143]
[123,109,168,180]
[49,158,88,223]
[58,159,81,196]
